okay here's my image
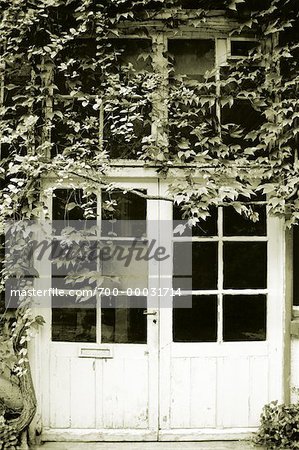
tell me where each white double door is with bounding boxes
[38,179,285,441]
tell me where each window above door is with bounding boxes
[6,32,262,163]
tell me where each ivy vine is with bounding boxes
[0,0,298,438]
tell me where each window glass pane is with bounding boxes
[293,225,299,306]
[104,39,152,159]
[52,189,97,234]
[168,39,215,81]
[102,191,146,237]
[181,0,225,7]
[51,98,102,158]
[173,295,217,342]
[173,242,218,290]
[231,40,258,57]
[110,39,152,72]
[223,242,267,289]
[52,307,96,342]
[101,296,147,343]
[4,61,32,113]
[221,99,264,147]
[223,295,266,341]
[173,205,217,237]
[223,205,266,236]
[104,103,151,159]
[220,65,265,97]
[54,38,99,95]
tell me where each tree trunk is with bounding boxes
[8,359,36,433]
[0,375,23,412]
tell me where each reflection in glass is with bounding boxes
[173,205,218,237]
[223,242,267,289]
[173,242,218,290]
[221,100,264,147]
[110,39,152,72]
[52,189,97,234]
[51,99,102,158]
[168,39,215,81]
[223,205,266,236]
[52,308,96,342]
[54,38,98,95]
[173,295,217,342]
[223,295,266,341]
[101,296,147,343]
[102,191,146,237]
[100,240,148,291]
[231,40,258,57]
[52,240,97,290]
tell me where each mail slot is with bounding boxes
[79,347,113,359]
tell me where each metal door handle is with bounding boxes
[143,310,157,316]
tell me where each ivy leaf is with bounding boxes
[173,224,186,235]
[228,0,245,11]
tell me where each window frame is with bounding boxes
[172,205,269,343]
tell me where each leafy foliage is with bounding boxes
[0,0,297,225]
[0,0,298,431]
[254,400,299,449]
[0,416,19,450]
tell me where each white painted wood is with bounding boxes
[157,187,173,432]
[70,358,96,428]
[170,358,191,428]
[158,179,285,439]
[40,179,159,439]
[291,338,299,402]
[267,215,285,403]
[42,429,158,442]
[220,357,250,428]
[190,358,217,428]
[50,356,71,428]
[158,429,256,441]
[248,357,269,426]
[35,178,285,441]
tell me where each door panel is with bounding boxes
[158,188,284,440]
[39,180,285,441]
[42,180,159,440]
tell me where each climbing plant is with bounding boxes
[0,0,298,443]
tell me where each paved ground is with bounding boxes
[33,442,265,450]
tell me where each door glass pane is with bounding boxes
[101,296,147,343]
[223,205,266,236]
[51,240,97,290]
[173,205,218,237]
[100,240,148,291]
[52,307,96,342]
[223,295,266,341]
[168,39,215,81]
[173,242,218,290]
[173,295,217,342]
[102,190,146,237]
[223,242,267,289]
